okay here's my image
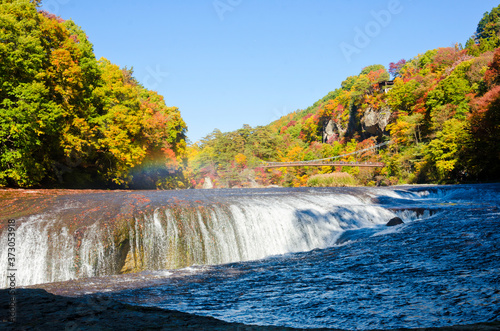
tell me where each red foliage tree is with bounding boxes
[432,47,469,72]
[484,47,500,87]
[389,59,406,78]
[38,10,65,23]
[467,47,500,179]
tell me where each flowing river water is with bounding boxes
[1,184,499,329]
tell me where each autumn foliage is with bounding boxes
[0,1,187,188]
[2,1,500,189]
[187,4,500,187]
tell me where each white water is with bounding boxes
[0,190,399,287]
[0,216,75,286]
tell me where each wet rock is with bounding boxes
[386,217,404,226]
[0,289,300,330]
[388,207,433,218]
[2,289,499,330]
[120,249,137,274]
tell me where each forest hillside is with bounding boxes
[0,0,188,189]
[187,4,500,188]
[1,1,499,189]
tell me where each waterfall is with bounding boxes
[0,189,399,287]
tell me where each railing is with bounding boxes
[258,140,392,168]
[261,161,385,168]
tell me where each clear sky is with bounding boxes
[40,0,500,143]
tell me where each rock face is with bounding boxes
[248,178,260,188]
[0,289,297,330]
[2,289,499,330]
[323,104,392,142]
[322,119,347,142]
[361,106,392,137]
[322,119,336,143]
[202,177,213,189]
[386,217,404,226]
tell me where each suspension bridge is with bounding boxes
[259,141,392,169]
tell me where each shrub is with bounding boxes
[306,172,358,187]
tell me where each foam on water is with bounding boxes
[1,188,402,287]
[3,184,498,330]
[4,185,491,288]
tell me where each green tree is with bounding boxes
[423,119,468,182]
[0,1,187,188]
[386,78,420,113]
[475,4,500,50]
[0,0,54,186]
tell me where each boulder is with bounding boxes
[386,217,404,226]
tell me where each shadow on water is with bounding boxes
[1,184,499,330]
[0,288,309,330]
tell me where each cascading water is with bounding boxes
[0,188,406,288]
[2,184,498,330]
[0,216,75,286]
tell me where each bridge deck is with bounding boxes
[261,162,385,168]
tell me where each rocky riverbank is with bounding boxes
[0,289,302,330]
[1,289,499,331]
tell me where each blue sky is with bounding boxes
[41,0,500,143]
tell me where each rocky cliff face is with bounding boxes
[322,119,342,143]
[361,106,392,138]
[202,177,214,189]
[322,105,392,142]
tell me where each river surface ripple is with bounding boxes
[101,184,500,330]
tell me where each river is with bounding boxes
[1,184,499,329]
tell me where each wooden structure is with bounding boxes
[261,161,385,169]
[377,80,394,93]
[258,141,392,170]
